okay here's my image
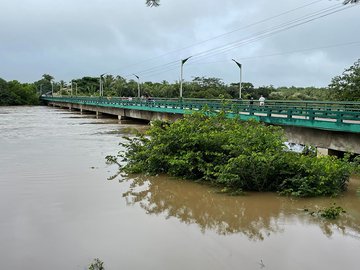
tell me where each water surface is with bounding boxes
[0,106,359,270]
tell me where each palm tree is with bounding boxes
[146,0,160,7]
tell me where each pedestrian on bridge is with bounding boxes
[259,95,265,106]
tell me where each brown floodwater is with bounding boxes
[0,106,359,270]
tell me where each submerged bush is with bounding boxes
[110,112,351,197]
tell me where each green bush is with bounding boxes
[112,112,351,197]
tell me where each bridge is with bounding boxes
[41,96,360,155]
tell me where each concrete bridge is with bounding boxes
[41,96,360,155]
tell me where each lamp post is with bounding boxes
[39,84,43,96]
[99,73,106,97]
[232,59,242,99]
[133,74,141,98]
[51,80,54,96]
[73,82,78,96]
[180,56,192,99]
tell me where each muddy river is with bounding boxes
[0,106,359,270]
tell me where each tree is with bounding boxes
[146,0,160,7]
[0,78,39,106]
[42,74,54,82]
[343,0,359,4]
[329,59,360,101]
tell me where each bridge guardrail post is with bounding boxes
[249,104,254,116]
[266,107,271,117]
[287,109,293,119]
[337,112,343,123]
[308,110,315,121]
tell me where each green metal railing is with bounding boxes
[41,96,360,133]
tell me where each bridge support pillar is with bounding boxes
[118,115,128,120]
[317,147,329,156]
[96,111,101,119]
[317,147,344,157]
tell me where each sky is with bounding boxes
[0,0,359,87]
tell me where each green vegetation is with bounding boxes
[329,59,360,101]
[88,258,104,270]
[319,204,346,219]
[2,59,360,105]
[304,203,346,220]
[108,111,352,197]
[45,59,360,102]
[0,78,39,106]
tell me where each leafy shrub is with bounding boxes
[89,258,104,270]
[110,111,351,197]
[319,204,346,219]
[304,204,346,220]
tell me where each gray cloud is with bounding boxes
[0,0,359,87]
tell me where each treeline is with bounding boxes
[1,59,359,105]
[41,59,360,101]
[0,78,39,106]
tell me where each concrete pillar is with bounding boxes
[317,147,329,157]
[118,115,128,120]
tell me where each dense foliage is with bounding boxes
[329,59,360,101]
[57,75,338,101]
[46,58,360,101]
[2,59,359,105]
[109,111,351,197]
[0,78,39,106]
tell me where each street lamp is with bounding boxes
[99,73,106,97]
[73,82,78,96]
[133,74,141,98]
[39,84,43,96]
[232,59,242,99]
[180,56,192,99]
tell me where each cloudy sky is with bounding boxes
[0,0,359,87]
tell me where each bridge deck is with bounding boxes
[42,97,360,133]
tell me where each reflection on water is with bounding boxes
[1,106,360,270]
[119,175,360,240]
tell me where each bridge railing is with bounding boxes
[42,96,360,131]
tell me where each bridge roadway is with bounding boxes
[42,96,360,154]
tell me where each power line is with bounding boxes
[117,0,324,73]
[190,41,360,65]
[133,4,356,78]
[189,4,353,64]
